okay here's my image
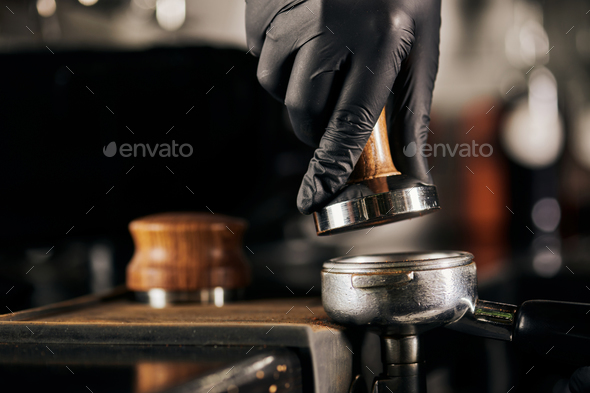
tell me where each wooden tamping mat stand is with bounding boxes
[126,212,251,308]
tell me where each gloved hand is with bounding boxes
[246,0,441,214]
[570,367,590,393]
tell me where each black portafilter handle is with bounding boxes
[446,299,590,365]
[514,300,590,365]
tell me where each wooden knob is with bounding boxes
[126,212,250,292]
[348,108,401,184]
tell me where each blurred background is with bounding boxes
[0,0,589,392]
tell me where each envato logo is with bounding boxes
[403,141,493,158]
[103,141,193,158]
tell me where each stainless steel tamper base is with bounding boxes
[313,176,440,236]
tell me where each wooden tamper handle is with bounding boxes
[313,106,440,235]
[347,108,401,184]
[126,212,250,293]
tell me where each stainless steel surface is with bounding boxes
[313,180,440,236]
[135,288,242,308]
[321,251,477,335]
[353,272,414,289]
[376,334,423,392]
[321,251,477,393]
[383,363,422,377]
[323,252,474,272]
[381,336,420,364]
[445,299,518,341]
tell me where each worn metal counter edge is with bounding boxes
[0,285,129,322]
[0,290,353,393]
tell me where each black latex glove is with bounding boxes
[246,0,441,214]
[570,367,590,393]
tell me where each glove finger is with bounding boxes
[387,1,441,184]
[255,4,323,102]
[245,0,305,57]
[570,367,590,393]
[297,25,415,214]
[284,39,345,147]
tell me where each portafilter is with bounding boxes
[322,251,590,393]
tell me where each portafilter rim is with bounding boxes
[322,251,474,273]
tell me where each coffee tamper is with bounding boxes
[126,212,250,308]
[313,109,440,236]
[322,252,590,392]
